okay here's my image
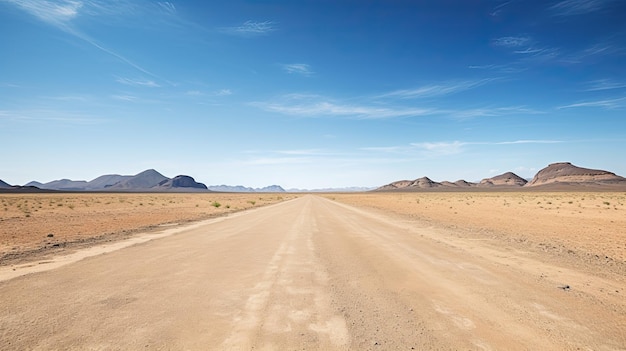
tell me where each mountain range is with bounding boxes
[20,169,208,192]
[376,162,626,191]
[3,170,284,193]
[206,185,286,193]
[2,162,625,193]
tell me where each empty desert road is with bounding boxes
[1,195,624,350]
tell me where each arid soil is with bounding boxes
[0,193,624,349]
[325,192,626,268]
[0,193,294,264]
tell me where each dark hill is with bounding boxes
[156,175,208,190]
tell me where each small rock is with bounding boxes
[559,285,570,291]
[47,233,54,238]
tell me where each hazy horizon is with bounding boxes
[2,1,625,188]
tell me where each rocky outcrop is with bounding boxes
[479,172,527,187]
[157,175,208,190]
[526,162,626,187]
[376,180,414,191]
[376,177,441,191]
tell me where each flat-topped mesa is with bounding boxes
[526,162,626,186]
[479,172,527,187]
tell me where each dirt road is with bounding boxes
[1,195,624,350]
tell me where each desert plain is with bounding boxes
[0,191,625,350]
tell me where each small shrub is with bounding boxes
[248,200,256,205]
[212,202,221,208]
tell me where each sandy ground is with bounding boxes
[325,192,626,269]
[0,193,293,264]
[0,194,624,350]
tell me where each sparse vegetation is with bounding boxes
[0,193,296,259]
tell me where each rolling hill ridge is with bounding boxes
[377,162,626,191]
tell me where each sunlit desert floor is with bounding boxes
[0,193,295,264]
[324,192,626,273]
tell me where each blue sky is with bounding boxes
[1,0,625,188]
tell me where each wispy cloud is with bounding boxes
[282,63,314,76]
[451,106,544,119]
[253,93,542,120]
[364,139,563,157]
[0,109,106,124]
[215,89,232,96]
[5,0,164,80]
[116,77,160,87]
[5,0,82,28]
[490,0,514,16]
[185,88,232,97]
[468,64,526,74]
[111,94,138,102]
[411,141,465,156]
[220,20,276,36]
[513,47,561,62]
[156,1,175,14]
[549,0,614,16]
[584,79,626,91]
[557,97,626,109]
[492,36,530,48]
[380,79,496,99]
[252,95,437,119]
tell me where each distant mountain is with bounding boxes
[156,175,207,190]
[377,176,447,191]
[108,169,169,190]
[376,162,626,191]
[37,179,88,191]
[86,174,132,190]
[24,181,44,188]
[207,184,285,192]
[22,169,212,192]
[526,162,626,187]
[0,179,11,188]
[479,172,527,187]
